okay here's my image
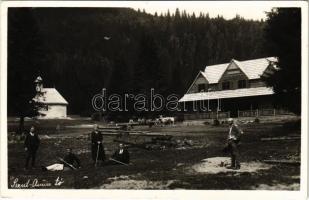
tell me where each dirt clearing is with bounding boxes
[191,157,272,174]
[98,175,176,189]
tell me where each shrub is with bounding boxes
[213,119,220,126]
[80,110,92,117]
[175,114,184,122]
[203,121,211,125]
[91,112,102,121]
[283,119,301,130]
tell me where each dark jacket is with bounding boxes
[112,148,130,164]
[63,153,81,168]
[90,130,105,161]
[91,131,103,146]
[227,123,243,141]
[24,132,40,151]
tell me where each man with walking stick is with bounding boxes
[91,124,105,166]
[223,118,244,170]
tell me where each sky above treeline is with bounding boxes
[128,2,273,20]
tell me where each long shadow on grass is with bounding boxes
[167,165,300,190]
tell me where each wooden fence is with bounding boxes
[238,109,292,118]
[182,109,292,120]
[183,111,230,120]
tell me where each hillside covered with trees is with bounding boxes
[8,7,269,118]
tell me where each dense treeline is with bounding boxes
[8,8,267,118]
[263,8,301,114]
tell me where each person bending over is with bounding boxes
[42,148,81,171]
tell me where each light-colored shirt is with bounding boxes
[228,126,235,140]
[227,124,243,140]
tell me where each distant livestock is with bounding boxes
[156,116,175,126]
[137,116,175,127]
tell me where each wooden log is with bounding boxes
[99,127,122,130]
[115,122,140,126]
[100,129,150,133]
[113,139,148,150]
[261,136,300,141]
[263,159,300,165]
[101,130,170,138]
[289,134,301,137]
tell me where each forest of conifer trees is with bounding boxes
[8,7,269,118]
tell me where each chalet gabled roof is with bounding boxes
[203,57,277,84]
[34,88,68,105]
[200,71,208,81]
[233,57,277,79]
[185,71,209,94]
[217,59,249,83]
[34,76,43,83]
[204,63,228,84]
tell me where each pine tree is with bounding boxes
[264,8,301,114]
[8,8,49,133]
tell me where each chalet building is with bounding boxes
[33,76,68,119]
[179,57,281,118]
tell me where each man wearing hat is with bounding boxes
[24,126,40,169]
[225,118,244,170]
[90,124,105,166]
[110,143,130,164]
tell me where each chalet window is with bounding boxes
[222,81,230,90]
[41,105,48,111]
[227,69,241,75]
[238,80,247,88]
[198,84,206,92]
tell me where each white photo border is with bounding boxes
[0,1,308,199]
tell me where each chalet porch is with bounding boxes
[182,108,292,120]
[179,95,292,119]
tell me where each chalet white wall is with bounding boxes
[39,104,67,119]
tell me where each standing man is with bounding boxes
[91,124,105,166]
[225,118,244,170]
[24,126,40,169]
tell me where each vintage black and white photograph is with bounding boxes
[0,1,307,198]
